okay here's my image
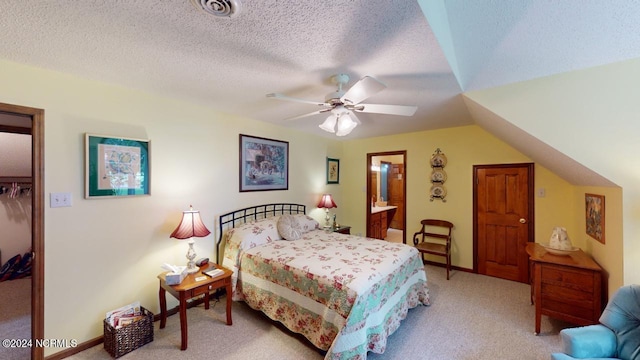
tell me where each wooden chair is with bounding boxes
[413,219,454,280]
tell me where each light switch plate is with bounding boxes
[50,192,72,207]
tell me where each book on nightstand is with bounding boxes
[203,268,224,278]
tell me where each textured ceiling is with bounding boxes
[1,0,640,140]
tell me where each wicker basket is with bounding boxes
[103,306,154,358]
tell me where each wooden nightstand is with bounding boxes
[158,264,233,350]
[333,225,351,234]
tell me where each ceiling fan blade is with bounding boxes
[354,103,417,116]
[283,108,332,121]
[266,93,328,107]
[340,76,386,105]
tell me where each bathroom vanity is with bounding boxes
[369,206,397,239]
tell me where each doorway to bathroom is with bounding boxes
[366,151,406,244]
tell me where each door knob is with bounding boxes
[519,218,527,224]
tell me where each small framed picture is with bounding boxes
[239,134,289,192]
[327,157,340,184]
[585,193,605,244]
[85,134,151,198]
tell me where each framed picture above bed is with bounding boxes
[239,134,289,192]
[326,157,339,184]
[85,133,150,198]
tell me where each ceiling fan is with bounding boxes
[266,74,418,136]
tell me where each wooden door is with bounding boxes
[388,163,404,230]
[474,163,534,283]
[370,172,378,203]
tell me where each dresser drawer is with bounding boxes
[189,284,211,297]
[541,264,595,293]
[541,296,595,319]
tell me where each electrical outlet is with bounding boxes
[50,192,72,208]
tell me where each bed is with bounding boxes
[217,203,429,359]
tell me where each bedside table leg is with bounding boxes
[179,293,188,350]
[159,286,167,329]
[225,283,232,325]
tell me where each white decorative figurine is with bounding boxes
[549,227,572,250]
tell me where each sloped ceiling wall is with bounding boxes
[462,97,615,187]
[420,0,640,92]
[463,58,640,189]
[422,3,638,288]
[419,0,639,189]
[463,58,640,286]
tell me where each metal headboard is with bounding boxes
[217,203,306,264]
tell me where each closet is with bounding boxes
[0,111,36,359]
[0,176,33,265]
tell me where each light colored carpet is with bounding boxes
[66,263,569,360]
[0,277,31,360]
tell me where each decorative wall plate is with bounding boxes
[430,184,447,201]
[430,149,447,168]
[431,168,447,183]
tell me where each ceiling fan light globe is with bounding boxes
[340,113,353,125]
[336,115,357,136]
[336,125,356,136]
[319,115,337,133]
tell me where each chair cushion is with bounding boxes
[599,284,640,360]
[560,325,617,358]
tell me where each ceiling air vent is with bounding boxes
[191,0,241,18]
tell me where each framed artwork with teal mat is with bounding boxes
[85,133,150,198]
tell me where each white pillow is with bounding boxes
[277,214,302,241]
[293,214,319,232]
[225,217,282,250]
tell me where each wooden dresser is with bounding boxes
[525,243,603,334]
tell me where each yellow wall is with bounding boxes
[531,170,623,296]
[0,59,343,356]
[534,166,579,244]
[341,125,593,273]
[464,58,640,289]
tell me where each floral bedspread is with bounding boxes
[222,227,429,359]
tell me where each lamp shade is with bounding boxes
[170,206,211,239]
[317,194,337,209]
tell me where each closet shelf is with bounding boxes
[0,176,32,184]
